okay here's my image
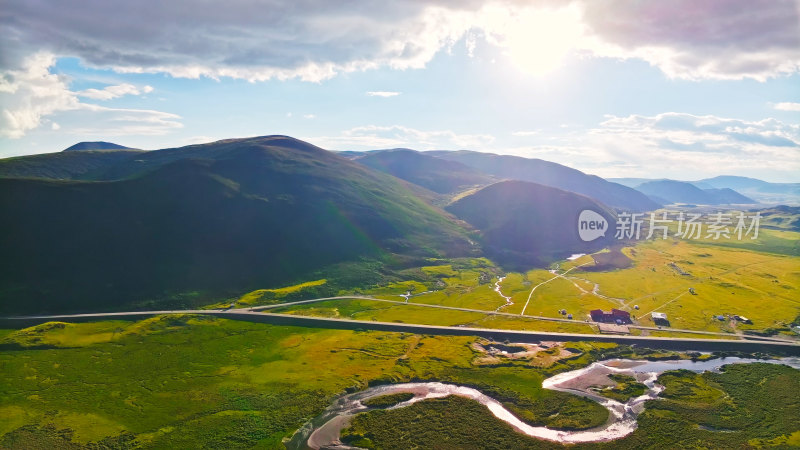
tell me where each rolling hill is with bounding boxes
[635,180,754,205]
[429,150,659,212]
[354,149,495,194]
[63,141,134,151]
[0,136,474,314]
[0,149,145,180]
[446,180,616,268]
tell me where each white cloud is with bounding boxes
[3,1,796,82]
[78,85,132,101]
[598,113,799,149]
[77,83,153,100]
[527,112,800,180]
[366,91,401,97]
[184,136,218,145]
[67,104,182,136]
[576,0,800,81]
[773,102,800,112]
[308,124,494,150]
[303,114,315,119]
[0,53,181,139]
[0,53,78,138]
[512,130,539,137]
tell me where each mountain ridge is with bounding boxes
[0,136,474,314]
[63,141,134,152]
[354,149,495,194]
[428,150,659,212]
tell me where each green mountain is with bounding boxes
[63,141,134,151]
[446,180,616,269]
[0,136,473,314]
[636,180,755,205]
[354,149,495,194]
[0,149,145,180]
[429,150,659,212]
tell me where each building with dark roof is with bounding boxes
[590,309,632,324]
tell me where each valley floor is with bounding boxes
[1,318,799,449]
[1,219,797,448]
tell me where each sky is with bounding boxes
[1,0,799,182]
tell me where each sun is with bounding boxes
[504,8,583,77]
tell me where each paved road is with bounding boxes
[254,296,794,342]
[2,299,799,354]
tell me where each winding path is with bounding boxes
[520,262,592,316]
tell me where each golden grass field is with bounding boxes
[264,224,799,338]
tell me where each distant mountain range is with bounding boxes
[611,176,800,205]
[635,180,755,205]
[3,137,794,314]
[346,149,657,211]
[428,151,660,211]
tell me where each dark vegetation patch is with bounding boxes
[361,392,415,408]
[603,363,800,448]
[341,395,563,450]
[595,374,648,403]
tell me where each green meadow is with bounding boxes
[339,363,800,449]
[263,225,799,338]
[2,316,798,448]
[1,316,619,448]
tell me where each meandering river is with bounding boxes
[287,356,800,449]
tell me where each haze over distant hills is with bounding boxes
[354,149,495,194]
[635,180,755,205]
[611,176,800,205]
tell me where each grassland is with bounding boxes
[204,279,328,309]
[596,374,648,402]
[0,317,616,448]
[339,362,800,449]
[271,298,599,334]
[2,316,796,448]
[575,231,799,334]
[273,225,797,338]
